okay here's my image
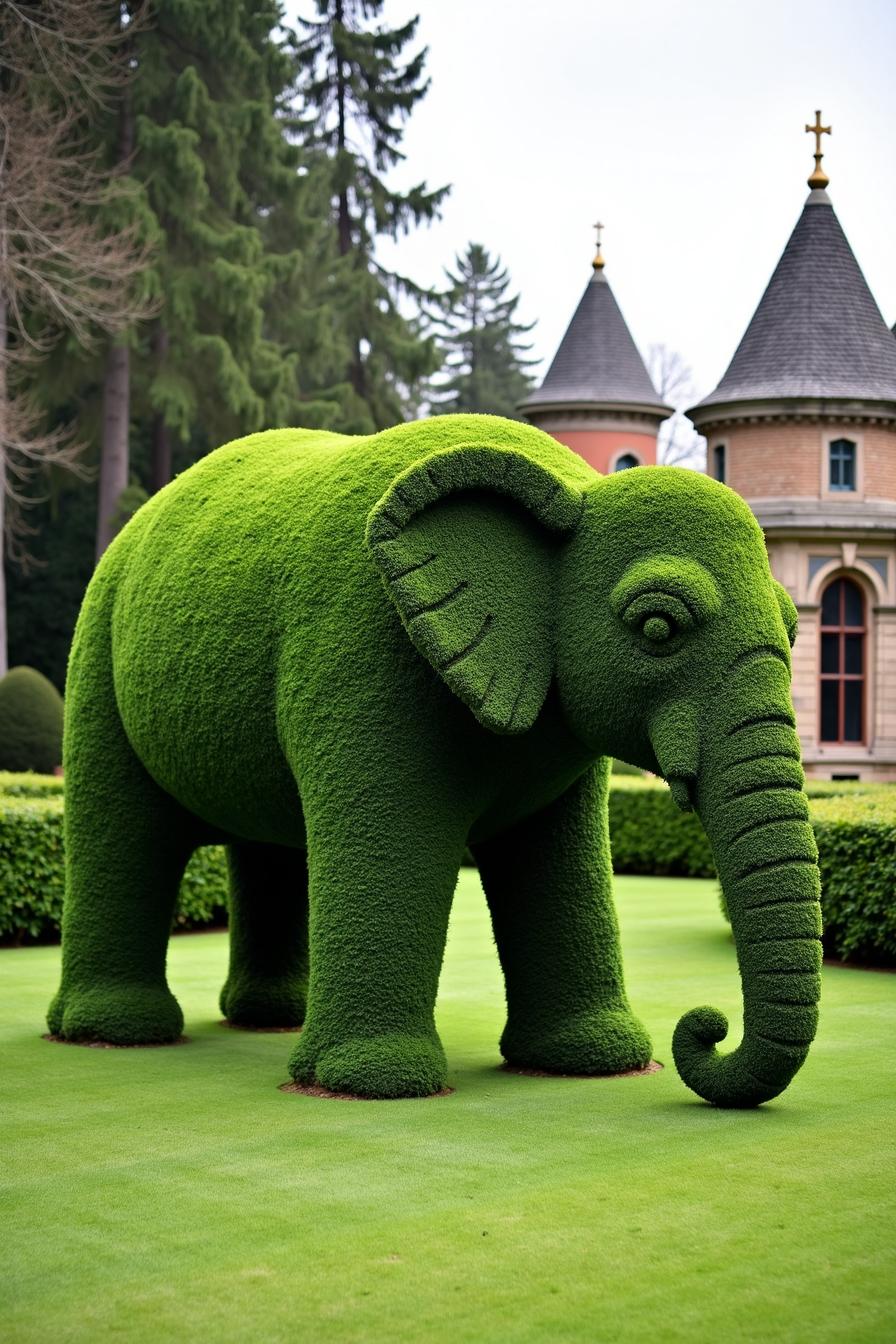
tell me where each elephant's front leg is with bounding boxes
[472,761,652,1075]
[287,783,468,1098]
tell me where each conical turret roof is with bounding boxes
[692,189,896,417]
[522,267,671,419]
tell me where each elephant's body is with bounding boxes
[50,414,823,1106]
[108,418,593,848]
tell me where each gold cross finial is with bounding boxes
[805,110,831,190]
[592,220,605,271]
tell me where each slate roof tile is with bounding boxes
[522,270,668,412]
[693,191,896,411]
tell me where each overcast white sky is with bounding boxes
[289,0,896,405]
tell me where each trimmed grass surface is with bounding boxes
[4,873,895,1343]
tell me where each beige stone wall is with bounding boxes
[766,537,896,781]
[707,421,896,504]
[697,412,896,778]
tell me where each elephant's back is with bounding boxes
[107,428,366,840]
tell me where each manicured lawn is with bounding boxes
[3,872,895,1343]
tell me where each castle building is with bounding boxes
[688,115,896,781]
[525,115,896,780]
[521,224,672,472]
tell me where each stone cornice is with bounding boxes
[523,399,672,429]
[687,396,896,433]
[749,497,896,538]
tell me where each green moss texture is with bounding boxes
[0,666,64,773]
[48,413,821,1106]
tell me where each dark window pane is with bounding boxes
[820,681,839,741]
[614,453,638,471]
[843,580,863,627]
[843,453,856,489]
[714,445,726,483]
[821,580,841,626]
[844,634,863,674]
[821,634,840,673]
[843,681,863,741]
[829,439,856,492]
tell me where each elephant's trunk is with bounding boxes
[654,652,822,1107]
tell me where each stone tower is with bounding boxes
[688,115,896,780]
[521,226,671,472]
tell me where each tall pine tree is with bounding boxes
[85,0,337,556]
[291,0,448,429]
[130,0,315,486]
[430,243,535,419]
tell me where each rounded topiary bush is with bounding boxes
[0,667,64,774]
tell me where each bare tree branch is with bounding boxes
[647,342,706,470]
[0,0,156,670]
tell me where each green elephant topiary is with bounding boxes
[48,414,821,1106]
[0,666,64,774]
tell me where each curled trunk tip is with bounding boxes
[672,1006,805,1108]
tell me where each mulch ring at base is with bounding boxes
[278,1081,455,1101]
[42,1033,190,1049]
[502,1060,664,1079]
[220,1020,302,1034]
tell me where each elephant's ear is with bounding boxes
[367,445,584,734]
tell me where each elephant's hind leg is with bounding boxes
[472,761,652,1076]
[47,590,200,1045]
[219,842,309,1028]
[47,736,199,1046]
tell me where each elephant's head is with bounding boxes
[367,439,821,1108]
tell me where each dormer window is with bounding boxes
[829,439,856,491]
[613,452,640,471]
[713,444,726,483]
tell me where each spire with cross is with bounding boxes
[592,220,605,271]
[805,109,831,190]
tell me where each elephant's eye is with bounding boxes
[642,615,672,643]
[619,592,695,655]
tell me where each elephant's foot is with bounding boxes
[501,1008,653,1076]
[219,977,306,1029]
[288,1030,447,1099]
[47,983,184,1046]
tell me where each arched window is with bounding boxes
[819,577,865,742]
[829,439,857,492]
[614,453,639,471]
[712,444,726,483]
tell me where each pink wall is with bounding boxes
[547,428,658,474]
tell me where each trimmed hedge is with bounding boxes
[2,773,894,963]
[0,667,64,773]
[0,771,64,798]
[609,777,714,876]
[0,787,228,944]
[608,777,895,964]
[811,791,896,965]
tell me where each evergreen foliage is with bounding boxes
[9,1,345,671]
[7,485,97,691]
[0,667,64,773]
[49,412,819,1108]
[291,0,449,427]
[119,0,322,475]
[429,243,536,418]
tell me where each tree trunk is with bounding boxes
[95,53,135,563]
[150,324,171,493]
[96,340,130,560]
[0,293,8,677]
[333,1,365,401]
